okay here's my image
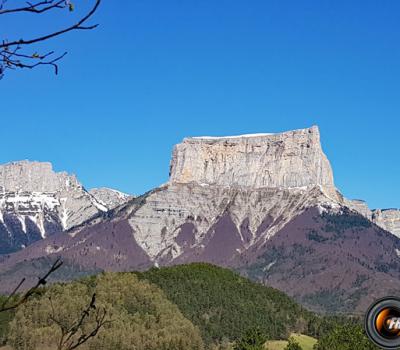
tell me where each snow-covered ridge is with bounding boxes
[0,161,132,254]
[89,187,133,210]
[191,133,274,140]
[188,126,319,140]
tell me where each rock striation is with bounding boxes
[0,161,78,193]
[372,209,400,238]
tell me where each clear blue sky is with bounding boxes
[1,0,399,209]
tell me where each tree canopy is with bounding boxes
[313,324,378,350]
[139,263,313,345]
[8,272,204,350]
[233,328,267,350]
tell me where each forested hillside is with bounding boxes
[139,263,317,344]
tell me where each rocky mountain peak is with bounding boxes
[169,126,335,193]
[0,160,131,254]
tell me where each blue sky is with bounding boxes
[1,0,399,209]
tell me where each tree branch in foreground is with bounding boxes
[0,258,63,313]
[0,0,101,78]
[50,293,111,350]
[0,0,66,15]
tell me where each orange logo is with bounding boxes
[365,297,400,349]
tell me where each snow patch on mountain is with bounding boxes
[0,161,128,253]
[89,188,132,210]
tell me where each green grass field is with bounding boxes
[266,333,317,350]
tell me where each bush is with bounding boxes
[233,328,267,350]
[313,324,378,350]
[285,337,302,350]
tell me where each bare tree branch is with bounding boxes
[49,293,110,350]
[0,0,101,49]
[1,48,68,75]
[0,0,66,15]
[0,0,101,78]
[0,258,63,313]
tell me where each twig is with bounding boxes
[0,0,101,78]
[50,293,111,350]
[0,0,66,15]
[0,258,63,312]
[0,0,101,49]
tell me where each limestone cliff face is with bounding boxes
[169,126,335,191]
[372,209,400,238]
[0,161,79,193]
[343,198,400,238]
[343,199,372,219]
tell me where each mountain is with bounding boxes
[0,161,131,254]
[0,126,399,314]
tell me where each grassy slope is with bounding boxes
[266,333,317,350]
